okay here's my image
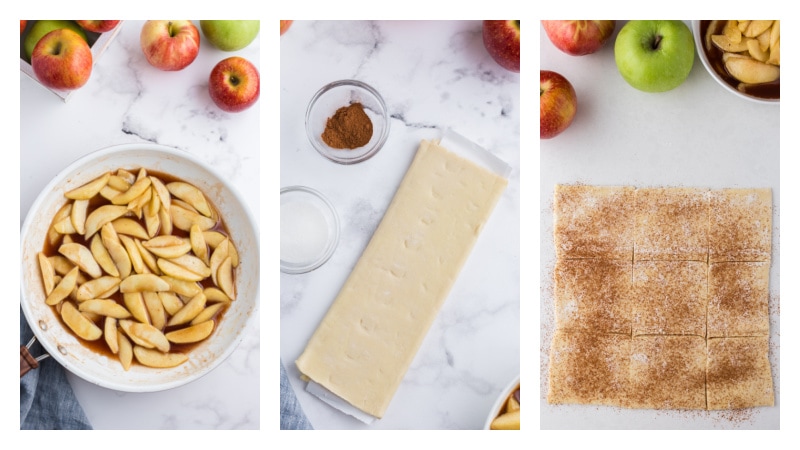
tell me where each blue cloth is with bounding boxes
[20,309,92,430]
[280,360,313,430]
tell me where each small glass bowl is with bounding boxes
[305,79,390,164]
[692,20,779,105]
[280,186,340,274]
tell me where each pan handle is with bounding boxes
[20,336,49,378]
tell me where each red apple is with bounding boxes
[280,20,292,36]
[20,20,27,34]
[209,56,260,113]
[482,20,520,72]
[140,20,199,71]
[542,20,616,56]
[76,20,121,33]
[31,28,93,90]
[540,70,577,139]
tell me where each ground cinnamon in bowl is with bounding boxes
[321,102,373,149]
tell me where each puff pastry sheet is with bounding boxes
[549,185,773,410]
[297,139,507,418]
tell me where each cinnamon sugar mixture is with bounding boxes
[548,184,774,411]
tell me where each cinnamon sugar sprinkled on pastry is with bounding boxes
[548,330,630,407]
[634,187,709,261]
[554,185,634,260]
[709,188,772,262]
[548,185,773,411]
[632,261,707,337]
[628,335,706,409]
[707,337,774,410]
[554,259,632,334]
[708,262,770,337]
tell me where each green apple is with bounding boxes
[200,20,259,51]
[614,20,694,92]
[24,20,87,62]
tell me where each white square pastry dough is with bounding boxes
[296,139,508,418]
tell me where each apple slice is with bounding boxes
[76,276,121,301]
[65,172,111,200]
[744,20,773,38]
[110,176,151,206]
[84,204,128,238]
[166,320,214,344]
[217,256,236,300]
[133,346,188,368]
[90,233,120,277]
[134,239,161,274]
[101,223,132,279]
[143,291,166,330]
[158,204,173,236]
[148,176,171,210]
[123,292,150,324]
[105,317,119,354]
[61,301,103,341]
[770,21,780,51]
[118,234,147,275]
[59,242,103,278]
[757,29,771,53]
[78,299,131,319]
[107,174,132,192]
[167,292,206,327]
[46,266,79,305]
[112,218,150,240]
[70,199,89,235]
[747,39,769,63]
[158,291,185,316]
[38,252,56,296]
[725,56,780,84]
[203,286,231,304]
[723,20,741,43]
[160,275,202,297]
[143,235,192,259]
[766,39,780,66]
[120,273,170,293]
[190,303,226,325]
[53,215,77,234]
[737,21,750,33]
[170,203,217,232]
[190,224,209,264]
[120,320,170,352]
[711,34,751,52]
[489,410,520,430]
[166,181,212,217]
[117,330,133,370]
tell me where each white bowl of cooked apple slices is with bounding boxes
[484,375,520,430]
[693,20,779,104]
[20,143,259,392]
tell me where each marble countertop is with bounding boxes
[20,20,260,429]
[280,20,520,429]
[540,20,780,429]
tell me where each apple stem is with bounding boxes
[652,35,662,50]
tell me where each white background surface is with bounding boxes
[280,20,520,429]
[19,20,260,429]
[540,20,780,429]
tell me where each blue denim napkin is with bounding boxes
[280,360,313,430]
[20,308,92,430]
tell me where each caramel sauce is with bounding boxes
[699,20,780,100]
[44,168,235,364]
